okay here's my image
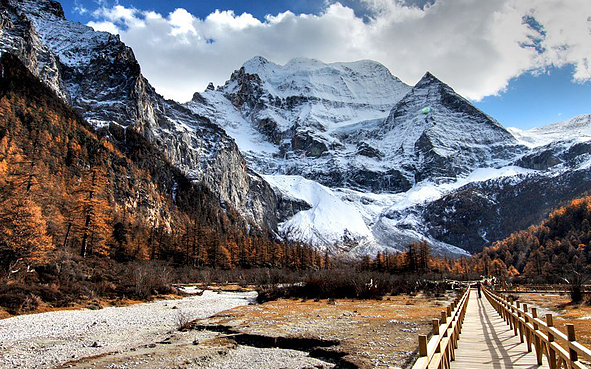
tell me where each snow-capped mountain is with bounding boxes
[185,58,537,256]
[188,58,526,193]
[5,0,591,258]
[186,57,591,257]
[1,0,281,231]
[187,56,413,192]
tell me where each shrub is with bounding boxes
[0,284,41,314]
[256,269,422,303]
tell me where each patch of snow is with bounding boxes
[186,91,279,155]
[263,175,372,247]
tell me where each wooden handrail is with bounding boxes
[412,287,471,369]
[483,287,591,369]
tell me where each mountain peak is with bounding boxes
[244,55,270,66]
[9,0,65,19]
[415,71,445,88]
[243,55,272,70]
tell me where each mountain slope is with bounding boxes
[476,195,591,277]
[0,52,254,266]
[375,72,522,182]
[187,56,413,192]
[0,0,279,231]
[508,114,591,148]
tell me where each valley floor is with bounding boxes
[0,287,455,369]
[194,292,455,368]
[0,289,258,368]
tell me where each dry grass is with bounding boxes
[197,292,457,368]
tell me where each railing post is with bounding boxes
[532,307,543,365]
[523,304,532,352]
[418,334,428,357]
[432,318,442,361]
[512,301,518,336]
[547,314,557,369]
[516,301,524,343]
[433,319,440,336]
[503,298,510,325]
[567,324,578,363]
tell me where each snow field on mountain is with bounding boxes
[187,90,279,155]
[508,114,591,148]
[263,166,537,256]
[263,175,372,247]
[242,57,411,104]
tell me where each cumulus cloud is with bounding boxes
[85,0,591,103]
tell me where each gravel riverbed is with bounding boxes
[0,290,256,368]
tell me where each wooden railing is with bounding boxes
[412,287,470,369]
[483,287,591,369]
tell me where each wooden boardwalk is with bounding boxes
[452,290,550,369]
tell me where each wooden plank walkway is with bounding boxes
[452,290,549,369]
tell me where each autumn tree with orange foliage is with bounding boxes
[0,52,325,281]
[0,197,53,275]
[74,166,111,257]
[474,195,591,281]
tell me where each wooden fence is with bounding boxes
[484,287,591,369]
[412,287,470,369]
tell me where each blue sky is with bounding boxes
[60,0,591,130]
[476,66,591,129]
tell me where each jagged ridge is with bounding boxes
[1,0,282,232]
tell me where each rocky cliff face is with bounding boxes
[0,0,68,101]
[187,56,414,192]
[1,0,280,231]
[376,72,523,183]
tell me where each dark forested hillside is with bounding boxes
[0,52,324,284]
[475,195,591,280]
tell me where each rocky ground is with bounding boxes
[0,289,262,368]
[0,287,456,369]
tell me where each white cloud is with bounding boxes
[87,20,120,34]
[169,8,197,36]
[86,0,591,103]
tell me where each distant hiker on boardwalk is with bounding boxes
[477,281,482,298]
